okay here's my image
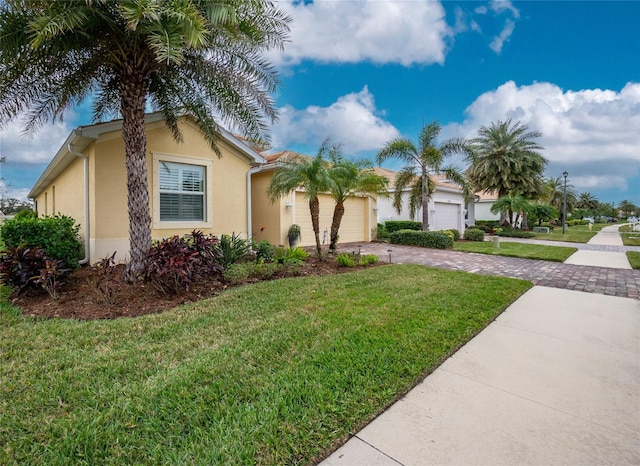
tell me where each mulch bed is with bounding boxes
[9,256,372,320]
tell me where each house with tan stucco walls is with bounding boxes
[29,113,266,264]
[251,150,378,248]
[29,114,377,264]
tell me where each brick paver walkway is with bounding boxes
[340,242,640,299]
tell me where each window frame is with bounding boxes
[152,153,213,230]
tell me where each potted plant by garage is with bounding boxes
[287,224,301,248]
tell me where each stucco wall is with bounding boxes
[34,155,86,231]
[251,170,284,245]
[88,119,254,263]
[475,200,500,221]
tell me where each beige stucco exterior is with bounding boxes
[32,116,260,264]
[250,170,376,248]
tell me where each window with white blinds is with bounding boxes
[158,161,205,221]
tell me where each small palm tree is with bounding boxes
[466,119,547,200]
[267,145,332,258]
[490,195,531,228]
[0,0,290,278]
[377,121,468,230]
[530,203,555,226]
[327,147,388,252]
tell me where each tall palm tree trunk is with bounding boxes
[309,197,323,258]
[329,201,345,252]
[121,73,152,280]
[422,172,429,230]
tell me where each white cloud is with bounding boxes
[490,0,520,18]
[474,6,488,14]
[270,86,400,154]
[443,81,640,193]
[0,118,71,164]
[271,0,450,67]
[489,19,515,54]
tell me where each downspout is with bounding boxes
[246,165,263,245]
[68,139,90,265]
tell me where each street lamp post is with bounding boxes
[562,171,568,235]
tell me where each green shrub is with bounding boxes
[336,253,356,267]
[253,240,275,262]
[566,219,589,226]
[224,261,280,283]
[0,214,83,269]
[463,228,485,242]
[540,222,555,231]
[274,246,309,265]
[358,254,379,266]
[384,220,422,233]
[214,232,250,267]
[376,223,390,241]
[495,230,535,238]
[13,209,37,220]
[472,224,493,233]
[390,229,453,249]
[445,229,460,241]
[476,220,501,228]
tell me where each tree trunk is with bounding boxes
[329,201,345,252]
[121,73,152,281]
[309,197,322,258]
[422,172,429,231]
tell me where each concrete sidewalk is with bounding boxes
[564,224,632,269]
[321,287,640,465]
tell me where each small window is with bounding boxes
[158,161,206,221]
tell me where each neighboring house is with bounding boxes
[472,190,500,222]
[29,113,265,264]
[374,168,468,232]
[250,151,377,248]
[29,115,377,264]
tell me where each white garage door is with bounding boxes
[432,202,460,231]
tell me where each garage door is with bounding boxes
[294,192,367,247]
[432,202,460,231]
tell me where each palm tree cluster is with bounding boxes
[267,140,388,257]
[0,0,290,278]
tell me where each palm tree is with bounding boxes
[576,192,599,211]
[0,0,290,278]
[490,195,531,228]
[617,199,637,217]
[327,148,388,252]
[267,145,332,258]
[377,121,468,231]
[542,177,576,222]
[466,119,547,200]
[530,202,555,226]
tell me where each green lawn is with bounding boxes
[618,224,640,247]
[627,251,640,270]
[531,225,597,243]
[453,241,576,262]
[0,266,530,465]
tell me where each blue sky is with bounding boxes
[1,0,639,207]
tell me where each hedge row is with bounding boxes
[389,229,453,249]
[384,220,422,233]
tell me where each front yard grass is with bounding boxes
[532,225,597,243]
[453,241,576,262]
[619,224,640,247]
[627,251,640,269]
[0,265,531,465]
